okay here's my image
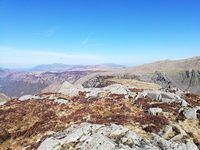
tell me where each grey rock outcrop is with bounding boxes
[167,69,200,95]
[38,123,159,150]
[59,81,84,97]
[0,101,7,105]
[82,76,115,88]
[159,124,187,142]
[153,134,198,150]
[19,95,41,101]
[81,134,116,150]
[136,90,188,107]
[151,71,172,88]
[54,98,69,104]
[153,124,198,150]
[104,84,128,95]
[59,81,134,99]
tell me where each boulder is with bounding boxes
[38,123,103,150]
[81,134,116,150]
[186,140,200,150]
[153,124,198,150]
[105,84,128,95]
[136,90,161,100]
[54,98,69,104]
[136,90,188,106]
[153,133,198,150]
[85,88,102,98]
[109,124,129,138]
[59,81,84,97]
[159,124,187,142]
[183,107,200,119]
[19,95,41,101]
[148,108,163,115]
[59,81,74,89]
[36,137,61,150]
[0,101,7,105]
[122,131,159,150]
[59,81,135,99]
[82,76,105,88]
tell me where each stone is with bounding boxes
[121,131,141,146]
[179,98,188,107]
[38,123,95,150]
[59,81,74,89]
[37,137,61,150]
[48,95,56,100]
[59,81,84,97]
[118,144,133,150]
[0,101,7,105]
[153,133,198,150]
[19,95,41,101]
[81,133,116,150]
[186,140,199,150]
[148,108,163,115]
[160,92,174,100]
[183,107,200,119]
[105,84,128,95]
[54,98,69,104]
[85,88,101,98]
[124,131,159,150]
[159,125,173,139]
[159,124,187,142]
[146,91,161,100]
[136,90,188,106]
[82,76,104,88]
[109,124,129,138]
[59,81,136,99]
[38,122,159,150]
[135,90,161,101]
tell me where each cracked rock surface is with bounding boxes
[38,123,159,150]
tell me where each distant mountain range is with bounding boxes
[0,56,200,98]
[31,63,126,72]
[0,63,125,97]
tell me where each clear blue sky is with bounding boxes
[0,0,200,68]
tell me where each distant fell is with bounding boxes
[124,56,200,74]
[31,63,125,72]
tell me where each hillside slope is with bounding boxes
[122,57,200,94]
[0,82,199,149]
[125,56,200,74]
[0,71,102,97]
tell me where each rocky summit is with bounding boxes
[1,0,200,149]
[0,80,200,150]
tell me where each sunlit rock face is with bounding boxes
[38,123,159,150]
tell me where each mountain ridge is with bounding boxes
[30,63,126,72]
[124,56,200,74]
[1,56,200,97]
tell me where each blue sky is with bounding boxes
[0,0,200,68]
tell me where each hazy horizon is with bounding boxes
[0,0,200,68]
[1,55,200,70]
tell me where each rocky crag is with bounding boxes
[122,57,200,94]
